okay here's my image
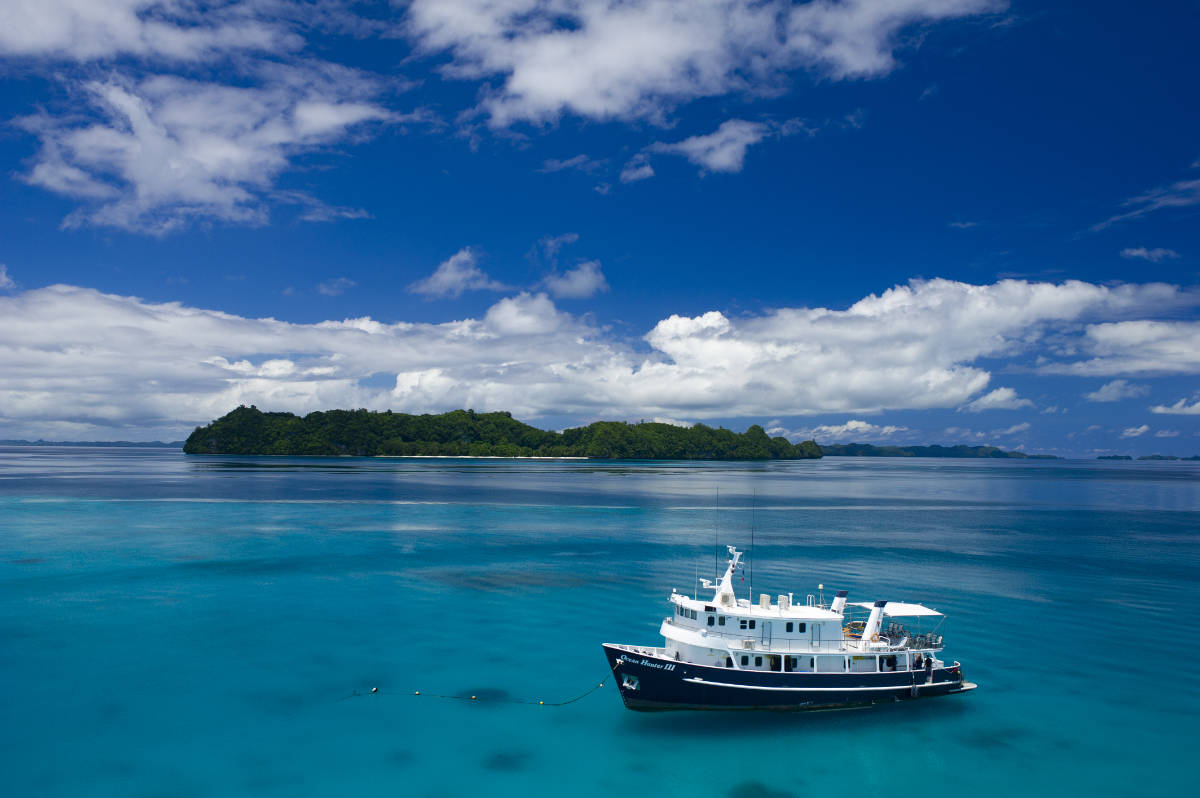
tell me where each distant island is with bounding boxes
[0,439,184,448]
[1135,454,1200,461]
[820,443,1057,459]
[1097,455,1133,460]
[184,406,823,459]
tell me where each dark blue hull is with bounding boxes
[603,644,976,711]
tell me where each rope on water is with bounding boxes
[339,675,611,707]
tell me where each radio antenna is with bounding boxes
[714,487,719,580]
[750,489,756,603]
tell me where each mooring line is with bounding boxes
[340,675,611,707]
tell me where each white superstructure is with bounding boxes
[660,546,947,675]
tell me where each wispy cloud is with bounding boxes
[540,260,609,299]
[16,65,400,234]
[961,387,1034,412]
[649,119,771,174]
[317,277,356,297]
[1150,397,1200,415]
[1120,247,1180,262]
[647,116,820,175]
[0,0,299,62]
[1084,379,1149,402]
[1120,424,1150,438]
[539,154,604,174]
[0,264,13,291]
[1095,177,1200,230]
[619,154,655,184]
[949,220,979,229]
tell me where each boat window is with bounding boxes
[749,619,756,629]
[739,619,748,629]
[754,656,762,667]
[816,656,846,673]
[786,622,793,633]
[785,656,797,672]
[707,616,715,626]
[704,605,715,612]
[718,616,726,626]
[740,655,749,666]
[798,623,806,633]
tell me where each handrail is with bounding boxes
[663,619,944,653]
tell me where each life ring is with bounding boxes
[870,633,880,643]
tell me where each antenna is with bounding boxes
[750,489,756,603]
[714,487,719,580]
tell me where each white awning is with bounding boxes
[848,601,943,617]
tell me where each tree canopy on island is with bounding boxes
[183,406,824,460]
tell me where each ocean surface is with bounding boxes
[2,448,1197,797]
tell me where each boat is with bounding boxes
[602,545,976,711]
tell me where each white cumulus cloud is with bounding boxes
[408,248,509,298]
[772,419,909,442]
[1046,320,1200,376]
[405,0,1004,126]
[1120,424,1150,438]
[1,275,1197,439]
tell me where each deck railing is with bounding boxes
[664,618,944,653]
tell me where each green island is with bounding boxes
[820,443,1058,459]
[183,406,1061,460]
[183,406,823,459]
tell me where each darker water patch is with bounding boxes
[430,567,602,593]
[958,726,1025,750]
[387,749,415,767]
[455,686,512,703]
[481,749,531,772]
[729,780,794,798]
[8,558,46,564]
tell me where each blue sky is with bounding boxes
[1,1,1198,455]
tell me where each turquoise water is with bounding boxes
[2,448,1198,796]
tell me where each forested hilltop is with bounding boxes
[183,406,824,460]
